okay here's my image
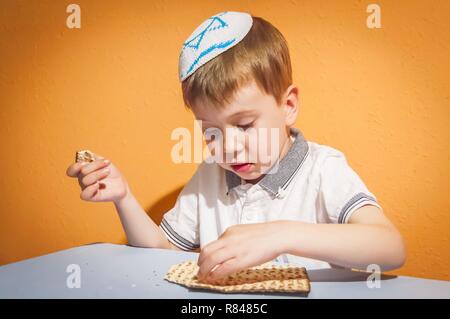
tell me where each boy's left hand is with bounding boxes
[196,221,285,283]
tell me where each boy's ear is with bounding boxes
[282,84,299,126]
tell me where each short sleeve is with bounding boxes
[159,167,201,251]
[318,150,381,224]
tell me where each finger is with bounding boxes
[66,161,90,177]
[79,158,111,177]
[197,247,234,280]
[197,239,226,266]
[80,181,100,201]
[206,257,240,282]
[80,166,111,188]
[67,150,105,176]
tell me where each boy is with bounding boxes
[66,11,405,284]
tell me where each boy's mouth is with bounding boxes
[230,163,254,173]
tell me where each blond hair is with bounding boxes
[181,16,292,109]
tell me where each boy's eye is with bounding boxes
[236,122,254,131]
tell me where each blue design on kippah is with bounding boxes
[183,39,236,78]
[181,12,237,79]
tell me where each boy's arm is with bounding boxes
[113,187,181,250]
[197,205,406,281]
[281,205,406,270]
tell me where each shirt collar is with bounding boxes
[225,127,309,197]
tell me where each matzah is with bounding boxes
[76,150,95,163]
[164,260,310,295]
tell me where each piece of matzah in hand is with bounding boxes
[76,150,95,163]
[164,260,310,294]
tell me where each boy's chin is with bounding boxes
[236,170,262,181]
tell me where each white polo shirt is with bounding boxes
[160,127,381,269]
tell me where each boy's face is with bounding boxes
[191,80,298,183]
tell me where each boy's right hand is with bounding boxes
[66,152,129,203]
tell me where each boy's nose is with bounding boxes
[223,128,245,162]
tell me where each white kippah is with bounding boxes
[178,11,253,82]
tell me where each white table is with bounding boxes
[0,243,449,298]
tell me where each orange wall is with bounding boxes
[0,0,449,280]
